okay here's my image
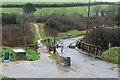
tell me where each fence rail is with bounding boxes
[46,42,54,51]
[77,41,102,58]
[46,38,71,66]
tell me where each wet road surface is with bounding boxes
[1,46,84,78]
[1,32,118,78]
[58,36,118,78]
[1,24,83,78]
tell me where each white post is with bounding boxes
[109,42,111,54]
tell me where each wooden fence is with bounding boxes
[77,41,102,58]
[46,38,71,66]
[46,41,54,51]
[56,52,71,66]
[25,43,38,51]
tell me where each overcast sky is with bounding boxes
[1,0,119,2]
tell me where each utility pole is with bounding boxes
[86,0,91,35]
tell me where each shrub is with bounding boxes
[101,47,120,63]
[2,13,17,25]
[37,13,86,35]
[25,49,40,61]
[84,27,120,50]
[2,24,34,47]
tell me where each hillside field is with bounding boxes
[1,4,109,16]
[1,0,89,5]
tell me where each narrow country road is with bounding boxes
[34,24,41,39]
[1,24,83,78]
[57,36,118,78]
[1,24,118,78]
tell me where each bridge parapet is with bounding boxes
[56,48,71,66]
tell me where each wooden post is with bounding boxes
[94,47,97,58]
[67,57,71,66]
[83,42,84,51]
[78,41,81,49]
[88,44,90,53]
[35,42,37,51]
[47,39,50,52]
[86,0,91,35]
[109,42,111,54]
[25,42,27,50]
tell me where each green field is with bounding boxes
[1,8,22,13]
[1,2,86,5]
[35,6,88,16]
[58,29,86,38]
[1,0,89,5]
[113,2,120,4]
[1,4,109,16]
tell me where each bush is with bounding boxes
[2,24,23,47]
[25,49,40,61]
[41,38,49,45]
[2,13,17,25]
[84,27,120,50]
[2,23,34,47]
[0,75,15,80]
[2,13,35,47]
[46,18,61,29]
[2,47,18,61]
[101,47,120,63]
[37,13,86,36]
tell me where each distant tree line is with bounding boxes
[1,2,113,8]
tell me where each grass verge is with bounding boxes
[29,22,39,42]
[2,46,40,61]
[0,75,15,80]
[38,23,86,39]
[38,23,48,39]
[49,53,59,64]
[25,49,40,61]
[101,47,120,63]
[58,29,86,39]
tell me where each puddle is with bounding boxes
[3,64,8,66]
[57,65,77,74]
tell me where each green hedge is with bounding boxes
[101,47,120,63]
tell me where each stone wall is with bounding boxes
[56,49,71,66]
